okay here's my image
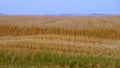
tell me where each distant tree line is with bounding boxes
[0,13,3,15]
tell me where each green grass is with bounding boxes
[0,50,120,68]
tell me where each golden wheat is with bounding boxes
[0,16,120,39]
[0,16,120,67]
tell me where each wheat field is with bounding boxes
[0,16,120,68]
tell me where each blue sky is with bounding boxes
[0,0,120,15]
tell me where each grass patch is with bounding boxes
[0,50,119,68]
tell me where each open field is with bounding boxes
[0,16,120,68]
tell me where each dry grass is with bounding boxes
[0,16,120,67]
[0,34,120,58]
[0,16,120,39]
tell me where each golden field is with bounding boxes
[0,16,120,68]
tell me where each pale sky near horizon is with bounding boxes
[0,0,120,15]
